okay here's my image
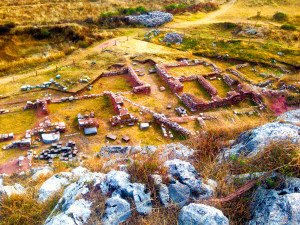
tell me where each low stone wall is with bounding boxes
[155,64,184,93]
[223,74,240,87]
[101,66,151,94]
[154,113,191,137]
[179,75,197,82]
[127,66,151,94]
[104,91,124,114]
[181,87,261,112]
[104,91,138,126]
[197,75,218,97]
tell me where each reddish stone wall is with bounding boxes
[197,75,218,97]
[104,91,138,126]
[154,113,191,136]
[181,87,261,112]
[104,91,124,114]
[155,64,184,93]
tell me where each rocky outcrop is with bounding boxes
[31,166,53,181]
[162,159,215,206]
[178,203,229,225]
[0,183,25,197]
[249,176,300,225]
[38,172,72,202]
[44,170,104,225]
[275,108,300,126]
[220,109,300,159]
[103,196,131,225]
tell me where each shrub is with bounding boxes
[0,22,15,35]
[273,12,287,21]
[219,22,239,29]
[164,4,177,11]
[281,24,296,31]
[79,41,90,48]
[135,5,147,14]
[5,22,16,29]
[127,7,136,15]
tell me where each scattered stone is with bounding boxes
[178,203,229,225]
[122,136,130,142]
[159,86,166,91]
[106,134,117,141]
[140,123,150,131]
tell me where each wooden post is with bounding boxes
[127,36,128,41]
[115,40,117,46]
[36,71,37,77]
[56,65,58,72]
[13,76,14,82]
[73,59,75,66]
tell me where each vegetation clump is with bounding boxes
[280,24,296,31]
[273,12,288,21]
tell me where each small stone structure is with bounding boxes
[3,138,31,150]
[26,99,50,115]
[101,66,151,94]
[104,91,138,126]
[0,133,14,142]
[77,112,99,129]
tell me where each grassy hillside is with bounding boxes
[0,0,203,25]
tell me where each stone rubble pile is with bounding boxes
[164,32,184,44]
[127,11,173,27]
[37,141,79,164]
[144,29,161,40]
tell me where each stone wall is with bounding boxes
[153,113,191,136]
[155,64,184,93]
[197,75,218,97]
[104,91,138,126]
[181,86,261,112]
[223,74,240,87]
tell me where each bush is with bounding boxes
[281,24,296,31]
[0,22,15,35]
[164,4,177,11]
[135,5,147,14]
[79,41,89,48]
[273,12,287,21]
[127,7,136,15]
[219,22,239,29]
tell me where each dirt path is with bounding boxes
[167,0,237,28]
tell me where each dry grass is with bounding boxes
[0,192,60,225]
[189,130,300,224]
[0,0,196,25]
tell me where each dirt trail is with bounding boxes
[167,0,237,28]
